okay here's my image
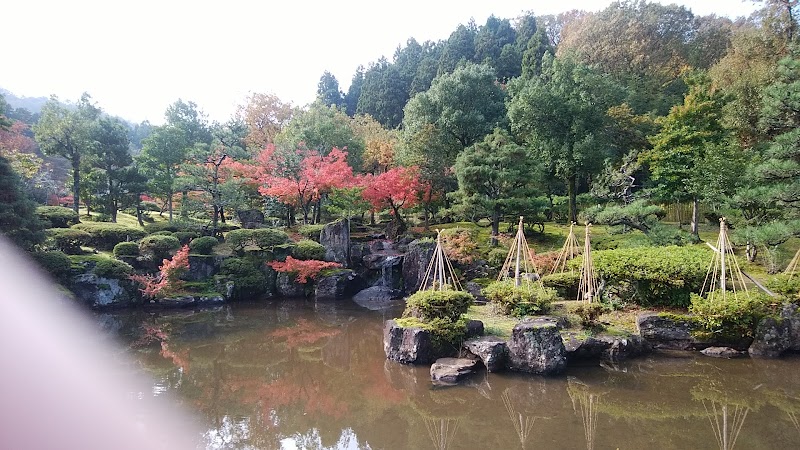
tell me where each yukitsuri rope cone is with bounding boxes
[577,223,599,303]
[568,380,602,450]
[419,229,463,291]
[497,217,545,291]
[785,246,800,280]
[550,222,581,276]
[702,217,750,303]
[423,417,460,450]
[701,400,749,450]
[502,389,537,450]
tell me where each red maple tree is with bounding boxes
[267,256,342,283]
[361,165,422,234]
[130,245,190,298]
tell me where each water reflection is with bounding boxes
[99,301,800,449]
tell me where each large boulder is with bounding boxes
[314,269,359,300]
[362,253,404,290]
[353,286,403,310]
[430,358,480,385]
[507,317,567,375]
[276,272,307,298]
[701,346,745,358]
[185,255,220,281]
[236,209,265,229]
[781,303,800,352]
[749,316,792,358]
[402,239,436,293]
[70,273,139,308]
[636,313,703,350]
[320,219,350,267]
[384,319,438,364]
[463,336,508,372]
[564,333,651,361]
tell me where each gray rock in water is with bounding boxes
[749,316,792,358]
[702,346,745,358]
[637,313,700,350]
[70,273,139,308]
[314,269,359,300]
[401,239,436,293]
[353,286,403,310]
[507,317,567,375]
[463,336,507,372]
[320,219,350,267]
[384,319,437,364]
[153,295,225,308]
[564,333,652,361]
[276,272,307,298]
[430,357,480,384]
[781,303,800,352]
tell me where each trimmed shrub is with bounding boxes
[298,224,325,240]
[47,228,91,254]
[483,280,557,317]
[72,222,147,250]
[541,271,580,300]
[139,235,181,261]
[226,228,289,252]
[36,206,78,228]
[150,231,174,236]
[219,257,267,300]
[592,245,711,307]
[689,292,779,341]
[292,239,326,260]
[403,289,474,322]
[487,247,509,268]
[189,236,218,255]
[767,274,800,302]
[173,231,200,245]
[31,250,72,281]
[113,241,140,257]
[141,201,160,212]
[93,258,134,279]
[89,213,112,223]
[143,220,202,234]
[568,302,605,328]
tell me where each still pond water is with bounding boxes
[101,298,800,450]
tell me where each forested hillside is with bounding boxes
[1,0,798,272]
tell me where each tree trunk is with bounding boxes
[136,201,144,227]
[168,188,173,222]
[746,241,757,262]
[212,204,219,236]
[567,174,577,224]
[219,205,226,223]
[490,207,500,247]
[690,197,699,236]
[109,178,117,222]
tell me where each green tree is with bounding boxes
[0,155,44,250]
[508,54,621,223]
[317,71,344,108]
[164,99,212,146]
[275,101,363,168]
[452,129,539,246]
[138,125,189,221]
[356,58,409,128]
[641,74,730,235]
[88,117,132,222]
[33,93,100,217]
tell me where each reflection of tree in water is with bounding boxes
[567,378,605,450]
[411,388,473,450]
[701,400,748,450]
[424,417,460,450]
[764,389,800,436]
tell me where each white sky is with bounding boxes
[3,0,760,125]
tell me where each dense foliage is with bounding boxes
[291,239,326,261]
[71,222,146,250]
[219,257,267,300]
[226,228,289,253]
[189,236,218,255]
[482,280,557,316]
[47,228,91,254]
[36,206,78,228]
[113,241,140,257]
[689,291,779,341]
[267,256,342,283]
[403,289,474,322]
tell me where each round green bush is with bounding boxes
[139,235,181,260]
[36,206,78,228]
[483,280,557,317]
[689,291,778,341]
[226,228,289,252]
[487,247,510,268]
[298,224,325,240]
[541,271,580,300]
[395,317,469,350]
[93,258,134,279]
[189,236,218,255]
[31,250,72,281]
[113,241,140,257]
[71,222,147,250]
[141,201,161,212]
[173,231,200,245]
[403,289,474,322]
[150,230,174,236]
[220,257,267,300]
[292,239,326,260]
[47,228,91,254]
[143,220,202,234]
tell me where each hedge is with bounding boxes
[93,258,134,279]
[139,235,181,260]
[226,228,289,252]
[482,280,557,316]
[31,250,72,281]
[113,241,140,257]
[403,289,474,322]
[541,271,580,300]
[189,236,218,255]
[592,245,711,307]
[36,206,78,228]
[219,257,267,300]
[292,239,326,260]
[47,228,91,254]
[71,222,146,250]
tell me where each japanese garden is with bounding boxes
[2,1,800,448]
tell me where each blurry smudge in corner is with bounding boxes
[0,236,202,449]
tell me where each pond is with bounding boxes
[101,299,800,449]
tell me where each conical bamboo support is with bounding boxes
[502,389,537,450]
[577,223,599,303]
[702,218,749,303]
[785,247,800,280]
[420,229,463,291]
[423,417,460,450]
[550,222,581,276]
[497,217,544,292]
[703,400,749,450]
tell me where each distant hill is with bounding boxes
[0,88,50,115]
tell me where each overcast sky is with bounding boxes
[4,0,760,124]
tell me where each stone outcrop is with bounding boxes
[320,219,350,267]
[151,295,225,308]
[353,286,403,310]
[236,209,265,229]
[401,239,436,293]
[185,255,220,281]
[563,333,652,361]
[384,319,440,365]
[276,272,307,298]
[70,273,139,308]
[463,336,507,372]
[466,319,484,338]
[430,358,480,384]
[314,269,359,300]
[464,281,488,304]
[636,313,704,350]
[749,315,792,358]
[507,317,567,375]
